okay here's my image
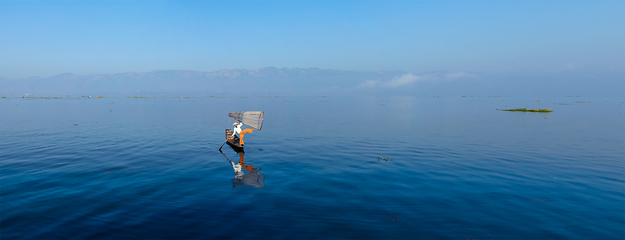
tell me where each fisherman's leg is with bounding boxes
[239,129,254,146]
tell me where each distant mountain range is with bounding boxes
[0,68,405,95]
[1,67,622,96]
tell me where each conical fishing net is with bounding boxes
[228,111,264,130]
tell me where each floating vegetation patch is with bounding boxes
[501,108,552,112]
[21,96,63,99]
[377,156,392,162]
[130,96,172,99]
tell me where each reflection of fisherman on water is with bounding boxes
[228,152,264,188]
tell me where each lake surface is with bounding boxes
[1,95,624,239]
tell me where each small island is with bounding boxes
[502,108,552,112]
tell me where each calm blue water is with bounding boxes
[1,95,624,239]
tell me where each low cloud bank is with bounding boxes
[386,73,420,87]
[358,71,475,89]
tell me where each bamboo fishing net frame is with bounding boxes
[228,111,264,130]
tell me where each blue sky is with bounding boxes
[1,0,623,79]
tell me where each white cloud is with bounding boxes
[444,72,472,80]
[385,73,420,87]
[357,80,378,88]
[354,71,475,90]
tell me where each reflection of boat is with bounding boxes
[219,148,264,188]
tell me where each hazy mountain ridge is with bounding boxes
[1,67,622,96]
[0,68,408,95]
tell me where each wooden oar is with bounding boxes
[218,140,227,151]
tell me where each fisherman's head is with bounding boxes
[233,122,238,126]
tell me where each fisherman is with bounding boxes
[232,121,254,146]
[232,121,242,137]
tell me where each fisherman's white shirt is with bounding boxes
[232,123,243,136]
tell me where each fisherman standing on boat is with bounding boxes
[232,121,242,137]
[232,121,254,146]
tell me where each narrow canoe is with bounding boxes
[225,129,244,152]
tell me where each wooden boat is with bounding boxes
[225,129,244,152]
[221,111,263,152]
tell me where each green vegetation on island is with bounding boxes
[502,108,552,112]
